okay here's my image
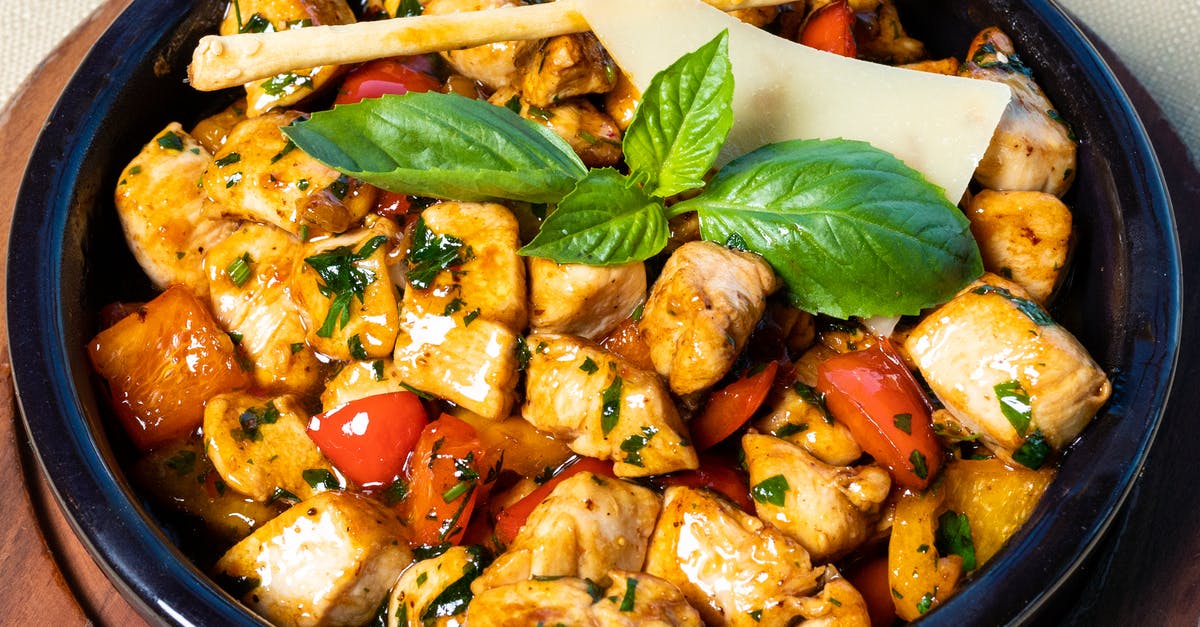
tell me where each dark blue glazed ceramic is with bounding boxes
[6,0,1180,624]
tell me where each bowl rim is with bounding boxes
[5,0,1182,625]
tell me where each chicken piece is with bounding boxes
[402,202,527,332]
[757,569,871,627]
[424,0,530,90]
[468,570,702,626]
[742,433,890,562]
[190,99,248,153]
[204,392,342,502]
[517,33,617,108]
[473,472,661,590]
[488,88,623,168]
[319,359,406,412]
[962,27,1076,196]
[967,189,1073,304]
[205,222,324,396]
[114,123,238,298]
[903,273,1111,464]
[753,381,863,466]
[215,491,412,627]
[393,315,520,419]
[132,436,285,543]
[639,241,780,395]
[523,333,698,477]
[291,220,402,361]
[645,486,823,626]
[901,57,960,76]
[88,285,252,451]
[387,545,488,627]
[219,0,356,116]
[203,111,375,237]
[528,257,645,341]
[603,71,641,131]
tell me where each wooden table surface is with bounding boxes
[0,2,1195,625]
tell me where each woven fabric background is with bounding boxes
[1,1,1197,164]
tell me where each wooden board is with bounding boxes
[0,2,1195,625]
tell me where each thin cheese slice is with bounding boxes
[575,0,1011,202]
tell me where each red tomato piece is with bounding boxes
[799,0,857,57]
[816,340,942,489]
[690,361,780,451]
[493,457,615,546]
[334,57,442,105]
[659,453,753,512]
[403,414,489,547]
[306,391,428,487]
[372,190,412,218]
[846,554,899,627]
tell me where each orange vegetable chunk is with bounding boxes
[88,285,251,450]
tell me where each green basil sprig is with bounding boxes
[285,30,982,318]
[283,92,586,203]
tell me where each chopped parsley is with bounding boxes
[751,474,789,506]
[348,334,368,360]
[893,413,913,435]
[164,449,197,476]
[226,252,253,287]
[619,426,658,467]
[463,308,481,326]
[372,360,385,381]
[303,468,341,491]
[290,342,305,354]
[267,487,300,505]
[215,152,242,167]
[270,139,297,163]
[237,400,280,440]
[1013,429,1050,470]
[916,590,936,615]
[260,72,314,97]
[935,510,978,571]
[443,297,465,316]
[994,379,1033,436]
[971,284,1054,326]
[406,218,469,289]
[239,12,271,33]
[382,479,409,506]
[304,235,389,337]
[419,546,487,623]
[580,356,599,374]
[775,422,808,438]
[618,577,638,612]
[909,449,929,480]
[157,131,183,151]
[600,375,623,435]
[794,382,834,424]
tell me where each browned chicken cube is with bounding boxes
[215,491,412,627]
[967,189,1073,304]
[489,88,624,168]
[528,257,645,341]
[425,0,531,90]
[115,123,237,298]
[517,33,617,108]
[468,570,702,626]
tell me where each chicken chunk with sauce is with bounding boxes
[387,545,488,627]
[903,273,1111,463]
[488,87,624,168]
[967,189,1073,304]
[205,222,323,396]
[219,0,356,116]
[424,0,530,91]
[522,333,698,477]
[962,27,1077,196]
[472,472,661,591]
[204,392,342,502]
[639,241,780,396]
[203,111,376,237]
[291,219,401,361]
[214,491,411,627]
[645,486,823,626]
[516,33,617,108]
[742,433,891,562]
[114,123,237,298]
[528,257,646,341]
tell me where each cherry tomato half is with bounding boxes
[799,0,858,58]
[403,414,489,547]
[690,361,780,451]
[816,340,941,489]
[334,57,442,105]
[306,391,428,487]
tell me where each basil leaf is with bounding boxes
[284,92,586,203]
[624,30,733,197]
[673,139,983,318]
[519,168,668,265]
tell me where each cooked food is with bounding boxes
[88,1,1113,625]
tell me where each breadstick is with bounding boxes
[189,0,788,91]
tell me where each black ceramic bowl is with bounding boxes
[7,0,1181,624]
